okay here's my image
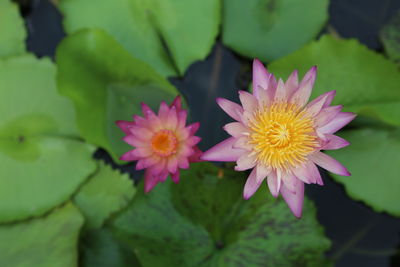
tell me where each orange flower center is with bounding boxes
[151,129,178,157]
[248,102,319,170]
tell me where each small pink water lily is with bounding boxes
[201,59,356,218]
[117,96,202,193]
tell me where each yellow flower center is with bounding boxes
[248,102,319,170]
[151,129,178,157]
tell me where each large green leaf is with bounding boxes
[328,128,400,216]
[269,35,400,126]
[74,162,136,230]
[56,29,181,162]
[0,203,83,267]
[58,0,220,76]
[0,54,78,135]
[0,0,27,58]
[222,0,328,61]
[0,54,96,222]
[112,162,331,267]
[80,228,142,267]
[381,10,400,64]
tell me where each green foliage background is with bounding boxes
[2,0,400,266]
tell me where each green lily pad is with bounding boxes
[0,55,96,223]
[269,35,400,126]
[58,0,220,76]
[328,128,400,216]
[80,228,142,267]
[112,162,331,267]
[0,203,83,267]
[0,54,79,135]
[381,10,400,64]
[74,162,136,229]
[56,29,181,162]
[0,0,27,58]
[222,0,328,61]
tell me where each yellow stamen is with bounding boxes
[151,129,178,157]
[248,102,318,170]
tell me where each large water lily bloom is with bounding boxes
[201,59,356,218]
[117,96,202,193]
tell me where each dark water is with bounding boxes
[18,0,400,266]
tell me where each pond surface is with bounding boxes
[21,0,400,266]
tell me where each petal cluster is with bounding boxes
[202,59,356,218]
[117,96,202,193]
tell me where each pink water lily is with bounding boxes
[201,59,356,218]
[117,96,202,193]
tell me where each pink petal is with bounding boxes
[309,151,350,176]
[133,126,155,140]
[322,134,350,150]
[223,122,248,137]
[243,168,259,200]
[149,159,166,175]
[305,90,336,117]
[122,147,152,160]
[280,182,304,218]
[187,136,201,146]
[178,157,189,169]
[119,150,139,161]
[170,95,182,110]
[187,122,200,135]
[178,128,190,141]
[166,106,178,130]
[200,137,245,162]
[158,101,170,120]
[290,66,317,107]
[141,103,156,118]
[146,116,163,132]
[315,105,342,128]
[177,110,188,129]
[281,172,298,193]
[216,98,243,122]
[257,164,271,179]
[158,171,169,182]
[318,112,356,134]
[239,90,258,114]
[323,90,336,107]
[144,169,159,193]
[167,157,178,173]
[292,161,321,184]
[179,145,194,157]
[269,75,277,96]
[171,171,180,183]
[235,152,256,171]
[256,85,271,107]
[274,79,287,102]
[252,59,271,97]
[116,120,135,134]
[188,146,202,162]
[122,135,148,147]
[136,156,159,170]
[233,136,252,150]
[133,115,147,127]
[267,170,281,198]
[285,70,299,98]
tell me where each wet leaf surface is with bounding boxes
[0,203,83,267]
[58,0,220,76]
[112,162,331,267]
[74,161,136,229]
[0,54,96,222]
[222,0,328,61]
[269,35,400,126]
[56,29,181,162]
